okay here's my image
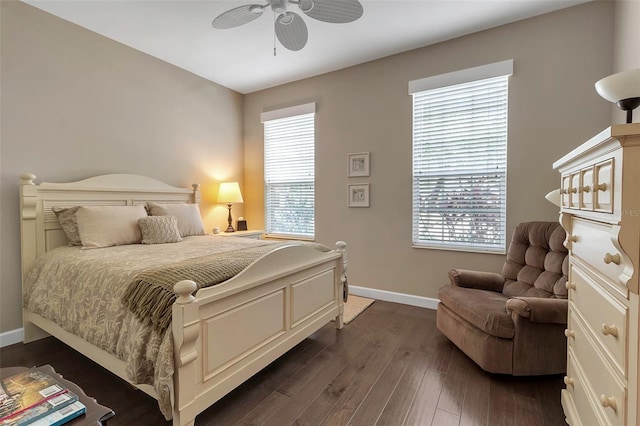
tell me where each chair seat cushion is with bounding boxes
[438,285,515,339]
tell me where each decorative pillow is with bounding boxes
[138,216,182,245]
[146,202,206,237]
[75,205,147,248]
[52,206,82,246]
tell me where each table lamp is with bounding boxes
[217,182,244,232]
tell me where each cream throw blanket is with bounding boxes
[122,243,291,332]
[122,241,330,332]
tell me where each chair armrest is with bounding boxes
[448,269,505,292]
[506,297,568,324]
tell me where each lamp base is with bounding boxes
[225,203,235,232]
[617,97,640,123]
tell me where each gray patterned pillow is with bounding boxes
[52,206,82,246]
[138,215,182,245]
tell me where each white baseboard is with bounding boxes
[349,285,439,310]
[0,328,23,348]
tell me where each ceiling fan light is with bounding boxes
[270,0,287,14]
[299,0,314,13]
[278,12,294,25]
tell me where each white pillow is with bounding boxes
[146,202,205,237]
[76,205,147,248]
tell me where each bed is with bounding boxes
[19,172,347,426]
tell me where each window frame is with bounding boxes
[409,60,513,254]
[261,103,316,240]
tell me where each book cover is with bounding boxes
[0,391,79,426]
[29,401,86,426]
[0,368,68,423]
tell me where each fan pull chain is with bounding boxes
[273,13,277,56]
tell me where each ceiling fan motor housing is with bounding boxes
[270,0,288,14]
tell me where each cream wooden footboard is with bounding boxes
[19,173,346,426]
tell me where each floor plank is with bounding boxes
[1,300,567,426]
[403,368,446,426]
[459,361,491,426]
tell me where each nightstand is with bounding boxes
[215,230,263,240]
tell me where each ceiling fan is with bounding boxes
[212,0,364,52]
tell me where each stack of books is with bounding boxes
[0,368,86,426]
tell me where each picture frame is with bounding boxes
[348,152,370,177]
[348,183,370,207]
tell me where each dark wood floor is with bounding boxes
[1,301,567,426]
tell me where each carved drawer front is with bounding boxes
[594,158,614,213]
[569,265,627,376]
[570,172,581,209]
[567,312,626,426]
[565,350,606,426]
[571,218,625,293]
[579,166,594,210]
[561,174,571,208]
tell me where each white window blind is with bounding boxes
[411,71,510,253]
[263,106,315,238]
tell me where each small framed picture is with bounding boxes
[348,183,370,207]
[348,152,370,177]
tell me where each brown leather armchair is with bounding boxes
[437,222,569,376]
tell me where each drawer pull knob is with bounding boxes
[603,253,621,265]
[564,329,575,338]
[581,185,590,193]
[595,183,608,192]
[561,188,568,194]
[566,282,576,290]
[570,187,578,193]
[602,323,618,337]
[600,395,617,411]
[570,235,578,243]
[563,376,575,386]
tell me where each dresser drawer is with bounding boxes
[567,313,626,425]
[594,158,614,213]
[569,265,627,376]
[565,350,607,426]
[571,218,626,293]
[560,155,615,214]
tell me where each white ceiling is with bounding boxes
[23,0,589,94]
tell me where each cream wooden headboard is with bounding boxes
[19,172,201,285]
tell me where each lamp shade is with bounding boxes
[595,69,640,123]
[545,188,561,207]
[595,69,640,103]
[217,182,243,203]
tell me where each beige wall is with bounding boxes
[0,1,244,333]
[243,1,615,300]
[611,0,640,123]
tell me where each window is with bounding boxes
[410,60,512,253]
[261,103,315,239]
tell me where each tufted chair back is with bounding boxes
[501,222,568,298]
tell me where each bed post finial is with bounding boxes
[20,173,36,185]
[191,183,201,205]
[174,280,197,305]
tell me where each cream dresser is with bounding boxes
[554,124,640,426]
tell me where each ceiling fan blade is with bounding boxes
[275,12,308,51]
[298,0,363,24]
[212,4,264,29]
